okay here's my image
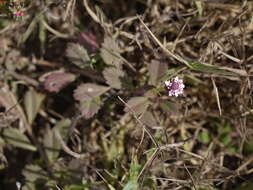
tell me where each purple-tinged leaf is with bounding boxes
[79,97,102,119]
[39,70,76,93]
[73,83,110,102]
[124,96,150,115]
[102,67,124,89]
[78,31,99,52]
[148,59,168,85]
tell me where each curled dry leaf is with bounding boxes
[73,83,110,101]
[102,67,124,89]
[39,70,76,93]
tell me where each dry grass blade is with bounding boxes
[118,96,159,148]
[138,16,191,67]
[211,77,222,116]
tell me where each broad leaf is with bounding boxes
[22,164,47,190]
[148,59,168,85]
[66,43,90,68]
[124,97,150,115]
[140,111,157,127]
[39,70,76,93]
[43,119,71,163]
[74,83,110,101]
[24,89,45,125]
[100,36,122,67]
[78,31,99,52]
[103,67,124,89]
[0,85,28,131]
[79,97,102,119]
[1,128,37,151]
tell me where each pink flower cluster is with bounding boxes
[14,10,24,17]
[8,0,25,20]
[164,76,185,97]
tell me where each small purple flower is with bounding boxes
[164,76,185,97]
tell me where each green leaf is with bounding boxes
[140,111,157,127]
[160,101,178,113]
[159,67,184,82]
[24,89,45,125]
[74,83,110,101]
[22,164,48,190]
[79,97,102,119]
[39,16,47,55]
[188,62,247,76]
[123,156,141,190]
[148,59,168,85]
[18,14,41,45]
[220,134,231,146]
[124,97,150,115]
[123,181,138,190]
[198,131,211,144]
[1,128,37,151]
[66,43,90,68]
[43,119,71,163]
[100,36,122,68]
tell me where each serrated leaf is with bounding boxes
[1,128,37,151]
[100,36,122,67]
[66,43,90,68]
[148,59,168,85]
[79,97,102,119]
[39,70,76,93]
[103,67,124,89]
[74,83,110,101]
[43,119,71,163]
[24,89,45,125]
[124,97,149,115]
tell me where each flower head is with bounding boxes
[164,76,185,97]
[14,10,24,17]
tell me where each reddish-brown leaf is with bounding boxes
[39,70,76,93]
